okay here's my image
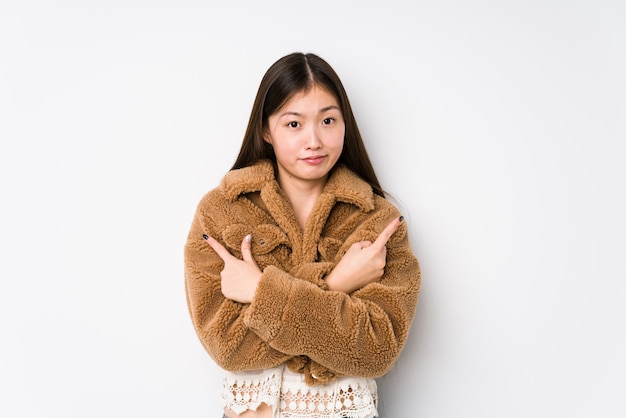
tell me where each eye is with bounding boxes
[287,121,300,128]
[322,117,335,125]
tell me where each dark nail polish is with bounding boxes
[202,234,209,240]
[399,215,404,222]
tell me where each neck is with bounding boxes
[277,175,327,231]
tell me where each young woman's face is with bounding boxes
[264,86,345,190]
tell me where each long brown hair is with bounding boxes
[231,52,385,197]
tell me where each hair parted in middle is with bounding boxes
[231,52,385,197]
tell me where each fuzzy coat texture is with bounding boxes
[185,160,421,386]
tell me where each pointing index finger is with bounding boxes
[203,234,233,262]
[372,216,404,249]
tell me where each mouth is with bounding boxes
[301,155,326,164]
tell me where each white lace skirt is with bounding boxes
[222,365,378,418]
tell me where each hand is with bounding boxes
[325,216,403,293]
[204,234,262,303]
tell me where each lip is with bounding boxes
[301,155,326,164]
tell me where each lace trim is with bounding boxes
[222,368,281,415]
[222,367,378,418]
[280,378,378,418]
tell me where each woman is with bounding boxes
[185,52,421,418]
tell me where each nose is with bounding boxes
[305,127,322,149]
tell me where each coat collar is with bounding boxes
[220,159,375,212]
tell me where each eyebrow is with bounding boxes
[278,105,341,118]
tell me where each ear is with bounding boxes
[262,130,272,144]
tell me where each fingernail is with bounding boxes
[399,215,404,222]
[202,234,209,240]
[245,234,252,242]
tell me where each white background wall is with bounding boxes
[1,1,625,417]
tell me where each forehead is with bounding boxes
[278,86,340,112]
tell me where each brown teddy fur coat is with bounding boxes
[184,159,421,385]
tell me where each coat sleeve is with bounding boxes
[242,214,421,380]
[184,202,292,372]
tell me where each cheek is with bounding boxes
[272,137,299,158]
[329,128,345,149]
